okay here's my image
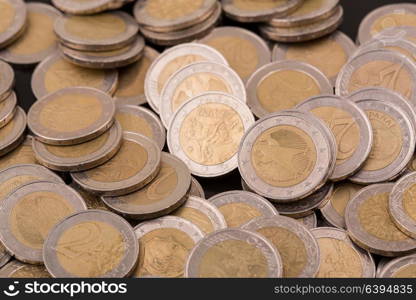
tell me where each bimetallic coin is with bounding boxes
[160,61,246,127]
[72,132,161,196]
[311,227,375,278]
[0,260,50,278]
[246,61,332,118]
[0,181,87,264]
[296,212,317,230]
[168,92,254,177]
[102,152,190,220]
[372,26,416,45]
[190,177,205,198]
[379,254,416,278]
[52,0,127,15]
[133,216,204,278]
[69,183,110,211]
[355,37,416,63]
[272,31,356,85]
[54,12,139,51]
[242,215,319,278]
[0,60,14,102]
[144,43,227,113]
[0,107,26,157]
[28,87,115,145]
[0,92,16,129]
[0,244,10,269]
[296,95,372,181]
[0,3,61,65]
[0,0,27,49]
[357,3,416,45]
[0,136,36,171]
[115,105,165,150]
[114,46,159,106]
[32,121,122,172]
[173,196,227,234]
[209,190,278,228]
[346,183,416,257]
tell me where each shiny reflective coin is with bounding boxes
[320,181,362,229]
[134,0,217,33]
[239,111,331,201]
[114,46,159,106]
[133,216,203,278]
[0,3,61,65]
[115,105,165,150]
[348,98,414,184]
[246,61,332,118]
[296,212,317,230]
[222,0,302,22]
[269,0,339,27]
[272,31,356,85]
[44,210,138,278]
[61,35,145,69]
[52,0,127,15]
[0,181,87,264]
[72,132,161,196]
[190,177,205,198]
[33,121,122,172]
[160,61,246,127]
[0,136,36,171]
[28,87,115,145]
[336,50,416,108]
[0,260,50,278]
[346,183,416,257]
[378,254,416,278]
[168,92,254,177]
[54,12,139,51]
[0,107,26,157]
[311,227,375,278]
[102,152,190,220]
[31,53,118,99]
[296,95,372,181]
[242,215,319,278]
[260,6,343,42]
[145,43,227,113]
[357,3,416,45]
[0,244,10,269]
[186,228,282,278]
[355,37,416,63]
[173,196,227,234]
[199,26,271,82]
[208,190,278,227]
[0,0,26,49]
[0,60,14,102]
[0,92,16,129]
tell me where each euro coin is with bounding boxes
[0,60,14,102]
[0,0,27,49]
[0,244,10,269]
[0,136,36,171]
[296,212,317,230]
[355,37,416,63]
[52,0,128,15]
[0,107,26,157]
[0,260,50,278]
[378,254,416,278]
[190,176,205,198]
[0,92,17,129]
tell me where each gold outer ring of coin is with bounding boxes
[52,0,126,15]
[378,254,416,278]
[0,0,27,49]
[0,92,17,129]
[0,60,14,102]
[43,210,138,278]
[0,107,26,157]
[0,260,50,278]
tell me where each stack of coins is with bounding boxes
[0,0,27,49]
[52,0,134,15]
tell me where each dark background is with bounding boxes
[14,0,413,197]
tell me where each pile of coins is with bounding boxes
[1,0,416,278]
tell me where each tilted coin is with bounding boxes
[336,50,416,108]
[242,215,320,278]
[102,152,190,220]
[296,95,373,181]
[311,227,375,278]
[345,183,416,257]
[0,3,61,65]
[0,0,27,49]
[320,181,362,229]
[32,120,122,172]
[0,60,14,102]
[357,3,416,45]
[52,0,127,15]
[72,132,161,196]
[0,260,50,278]
[208,190,278,228]
[355,37,416,63]
[376,257,392,278]
[189,176,205,198]
[372,26,416,45]
[246,61,332,118]
[115,105,165,150]
[54,11,139,51]
[0,92,16,128]
[28,87,115,145]
[348,98,415,184]
[0,136,36,171]
[272,31,356,85]
[0,244,10,269]
[133,216,204,278]
[168,92,254,177]
[44,210,138,278]
[173,196,227,234]
[296,212,317,230]
[160,61,246,127]
[378,254,416,278]
[0,107,26,157]
[114,46,159,106]
[145,43,227,113]
[0,181,87,264]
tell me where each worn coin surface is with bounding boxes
[209,190,278,227]
[0,92,16,129]
[0,60,14,102]
[378,254,416,278]
[160,61,246,127]
[52,0,127,15]
[102,152,190,220]
[189,177,205,198]
[311,227,375,278]
[0,107,26,157]
[133,216,204,278]
[168,92,254,177]
[144,43,227,113]
[246,61,332,118]
[346,183,416,257]
[0,260,51,278]
[0,181,87,264]
[296,212,317,230]
[186,228,283,278]
[0,0,27,49]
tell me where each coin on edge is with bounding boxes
[379,254,416,278]
[0,107,26,157]
[0,260,51,278]
[190,176,205,198]
[0,136,36,171]
[0,60,14,102]
[0,0,27,49]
